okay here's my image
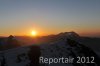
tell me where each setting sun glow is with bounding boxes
[31,31,37,36]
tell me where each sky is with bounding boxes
[0,0,100,37]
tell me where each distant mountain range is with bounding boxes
[0,31,100,51]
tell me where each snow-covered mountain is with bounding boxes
[0,32,100,66]
[40,38,100,66]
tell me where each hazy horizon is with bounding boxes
[0,0,100,37]
[0,31,100,38]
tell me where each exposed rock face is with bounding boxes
[28,46,41,66]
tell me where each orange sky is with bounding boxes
[0,0,100,37]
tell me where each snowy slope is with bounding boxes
[0,46,30,66]
[0,32,100,66]
[40,38,100,66]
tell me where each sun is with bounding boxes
[31,31,37,36]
